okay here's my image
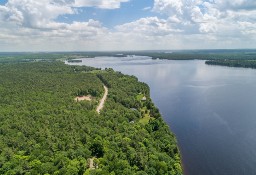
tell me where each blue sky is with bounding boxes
[0,0,256,51]
[0,0,7,5]
[57,0,157,29]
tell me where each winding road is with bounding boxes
[96,85,108,114]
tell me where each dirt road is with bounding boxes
[96,85,108,114]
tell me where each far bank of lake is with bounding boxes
[67,56,256,175]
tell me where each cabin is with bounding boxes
[141,96,147,101]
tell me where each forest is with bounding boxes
[131,49,256,60]
[205,60,256,69]
[0,61,182,174]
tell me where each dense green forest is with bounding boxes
[131,50,256,60]
[205,60,256,69]
[0,52,126,63]
[0,61,182,174]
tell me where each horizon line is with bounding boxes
[0,48,256,53]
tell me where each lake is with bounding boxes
[67,56,256,175]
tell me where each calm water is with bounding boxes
[67,56,256,175]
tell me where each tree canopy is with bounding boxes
[0,61,182,174]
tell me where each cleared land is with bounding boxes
[74,96,92,102]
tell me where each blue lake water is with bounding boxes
[67,56,256,175]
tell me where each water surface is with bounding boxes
[67,56,256,175]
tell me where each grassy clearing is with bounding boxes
[136,94,144,101]
[139,114,151,125]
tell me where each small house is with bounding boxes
[141,96,147,101]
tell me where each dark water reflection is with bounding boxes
[67,56,256,175]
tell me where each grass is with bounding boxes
[139,114,152,125]
[136,93,154,124]
[139,106,155,125]
[136,94,144,101]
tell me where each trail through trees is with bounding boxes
[96,85,108,114]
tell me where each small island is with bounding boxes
[67,59,83,63]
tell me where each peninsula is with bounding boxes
[0,60,182,175]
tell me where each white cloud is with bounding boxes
[74,0,129,9]
[0,0,74,28]
[103,0,256,50]
[215,0,256,11]
[152,0,256,37]
[0,0,110,51]
[0,0,115,39]
[238,21,256,36]
[142,6,151,11]
[0,0,130,28]
[153,0,183,15]
[115,17,182,36]
[0,0,256,51]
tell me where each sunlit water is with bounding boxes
[66,56,256,175]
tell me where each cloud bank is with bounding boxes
[0,0,255,51]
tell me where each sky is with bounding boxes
[0,0,256,51]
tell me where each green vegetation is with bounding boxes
[128,50,256,69]
[0,52,127,63]
[205,60,256,69]
[132,49,256,60]
[0,61,182,174]
[0,53,68,63]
